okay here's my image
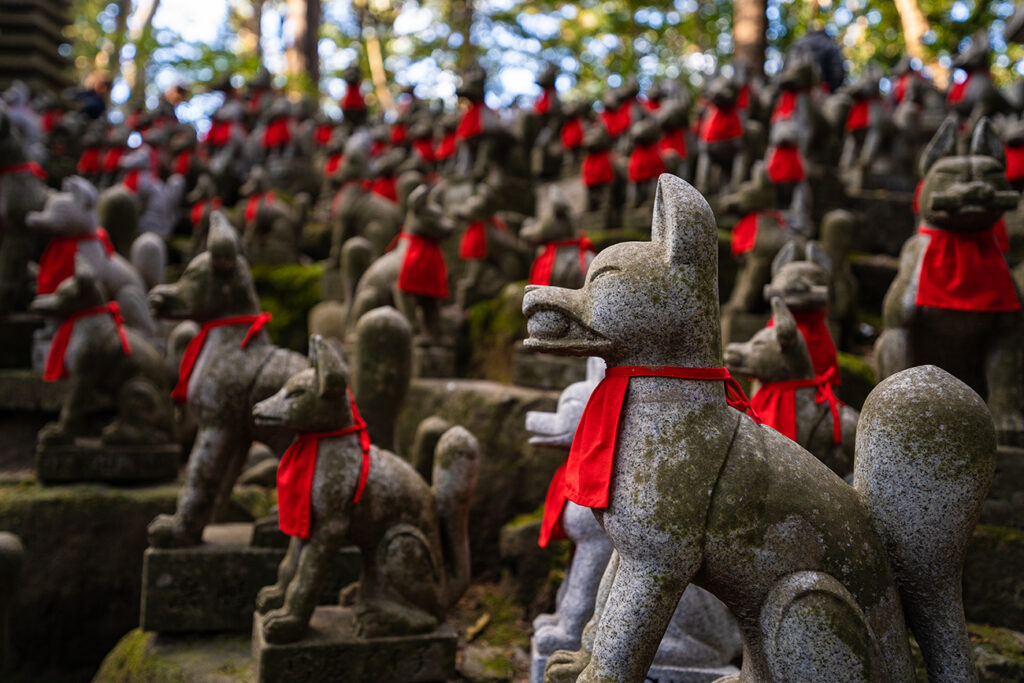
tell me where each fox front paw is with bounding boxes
[38,422,73,447]
[543,648,590,683]
[534,623,580,653]
[255,585,285,614]
[261,609,309,644]
[146,515,200,548]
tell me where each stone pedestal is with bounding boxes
[141,523,360,633]
[513,342,587,390]
[252,606,457,683]
[412,343,455,379]
[36,441,180,485]
[529,641,738,683]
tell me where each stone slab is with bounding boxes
[530,641,738,683]
[141,523,361,633]
[513,342,587,390]
[253,606,457,683]
[36,441,180,485]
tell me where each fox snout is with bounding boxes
[29,292,61,316]
[148,283,185,316]
[252,389,289,427]
[723,342,752,374]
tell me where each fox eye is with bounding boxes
[285,388,306,399]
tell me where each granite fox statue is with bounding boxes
[524,174,995,682]
[29,256,175,447]
[146,213,308,548]
[528,358,741,679]
[521,187,595,290]
[875,116,1023,446]
[253,336,478,643]
[725,296,858,477]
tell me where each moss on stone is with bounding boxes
[837,351,877,412]
[251,263,323,353]
[94,628,253,683]
[463,283,528,382]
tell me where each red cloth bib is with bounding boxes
[698,105,742,143]
[845,99,873,131]
[766,145,805,184]
[44,302,131,381]
[600,104,632,139]
[102,148,123,173]
[173,150,193,176]
[459,216,507,261]
[766,310,840,384]
[750,367,842,444]
[538,461,569,547]
[390,124,407,145]
[0,161,46,180]
[529,236,595,286]
[659,128,687,158]
[77,147,101,175]
[41,109,63,134]
[341,85,365,111]
[456,101,486,140]
[435,133,457,160]
[371,176,398,203]
[1005,144,1024,182]
[324,152,343,176]
[737,84,751,110]
[893,74,910,105]
[397,233,449,298]
[315,124,333,146]
[414,138,436,163]
[641,98,660,112]
[582,150,615,187]
[561,118,584,150]
[171,313,271,403]
[915,225,1021,312]
[37,228,115,295]
[565,366,760,508]
[190,198,222,227]
[277,389,372,539]
[731,211,784,257]
[628,142,665,183]
[947,72,977,105]
[771,90,798,123]
[535,88,553,115]
[244,191,275,225]
[204,120,234,147]
[262,118,292,148]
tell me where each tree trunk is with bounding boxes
[364,24,394,112]
[893,0,945,86]
[129,0,161,104]
[733,0,767,76]
[253,0,265,63]
[285,0,320,89]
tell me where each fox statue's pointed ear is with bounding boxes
[63,176,98,211]
[309,335,349,399]
[919,116,958,177]
[651,174,716,267]
[207,211,240,273]
[970,117,1006,167]
[770,296,799,349]
[73,253,98,284]
[806,241,833,276]
[771,240,799,277]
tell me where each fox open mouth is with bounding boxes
[522,306,613,355]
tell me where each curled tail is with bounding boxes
[432,425,479,609]
[854,365,995,682]
[351,306,412,451]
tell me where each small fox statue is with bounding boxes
[253,335,479,643]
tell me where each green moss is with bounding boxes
[975,524,1024,544]
[229,485,277,520]
[464,283,527,382]
[93,629,183,682]
[251,263,323,353]
[837,351,877,412]
[94,629,253,683]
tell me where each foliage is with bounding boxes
[251,263,323,353]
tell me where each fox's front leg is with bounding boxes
[257,535,302,613]
[40,375,95,445]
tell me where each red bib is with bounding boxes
[323,152,343,176]
[561,118,584,150]
[582,150,614,187]
[600,104,632,139]
[190,198,222,227]
[846,99,873,131]
[459,216,507,261]
[102,148,123,173]
[641,98,660,112]
[341,86,365,111]
[371,176,398,203]
[456,101,486,140]
[915,225,1021,312]
[565,366,760,508]
[771,90,798,123]
[529,236,595,286]
[37,228,116,295]
[77,148,101,175]
[277,389,372,539]
[731,211,784,257]
[737,84,751,110]
[750,367,842,444]
[244,191,275,225]
[947,71,978,105]
[766,145,805,184]
[1005,144,1024,182]
[627,142,665,183]
[535,88,553,115]
[893,74,910,105]
[44,302,131,381]
[698,105,742,143]
[0,161,47,180]
[171,313,271,403]
[414,138,436,163]
[315,124,333,146]
[262,118,292,148]
[435,133,457,160]
[538,461,569,547]
[659,128,687,158]
[390,124,407,145]
[204,120,234,147]
[397,233,449,298]
[767,310,840,384]
[173,150,193,176]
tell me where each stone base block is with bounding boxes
[141,523,360,633]
[413,344,455,379]
[513,342,587,390]
[530,640,738,683]
[36,441,180,485]
[253,606,456,683]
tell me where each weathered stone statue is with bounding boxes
[31,256,173,443]
[875,117,1023,446]
[694,75,751,195]
[725,296,857,477]
[252,335,478,645]
[147,213,307,547]
[329,149,403,258]
[237,167,307,264]
[578,126,620,231]
[453,183,527,308]
[528,358,741,682]
[521,189,594,290]
[524,174,994,682]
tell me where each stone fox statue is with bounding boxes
[30,257,174,447]
[253,336,478,644]
[725,296,858,478]
[523,174,995,682]
[146,213,307,548]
